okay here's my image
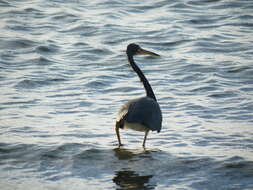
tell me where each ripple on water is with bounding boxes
[1,38,38,50]
[15,78,66,89]
[1,0,253,189]
[1,143,253,189]
[34,56,55,65]
[35,44,60,54]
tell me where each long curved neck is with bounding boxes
[127,54,157,101]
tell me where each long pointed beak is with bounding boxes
[137,48,160,56]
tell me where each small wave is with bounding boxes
[217,156,253,177]
[35,56,55,65]
[2,38,38,50]
[187,0,221,6]
[59,22,97,35]
[240,87,253,92]
[15,79,50,89]
[178,63,216,74]
[15,78,66,89]
[3,6,43,18]
[50,12,78,23]
[0,0,11,8]
[211,1,251,10]
[35,44,59,54]
[188,16,223,25]
[208,91,238,99]
[1,99,39,106]
[190,86,219,93]
[86,79,110,90]
[215,66,253,83]
[226,66,251,74]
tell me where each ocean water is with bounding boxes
[0,0,253,189]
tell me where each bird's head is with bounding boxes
[126,43,160,57]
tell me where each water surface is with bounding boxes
[0,0,253,189]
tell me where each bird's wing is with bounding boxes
[116,98,139,129]
[116,98,139,122]
[125,97,162,132]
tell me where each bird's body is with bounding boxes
[116,97,162,132]
[115,43,162,148]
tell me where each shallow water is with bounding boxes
[0,0,253,189]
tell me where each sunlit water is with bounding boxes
[1,0,253,189]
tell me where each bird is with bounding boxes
[115,43,162,148]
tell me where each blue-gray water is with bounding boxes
[1,0,253,189]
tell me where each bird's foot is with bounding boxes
[118,143,124,148]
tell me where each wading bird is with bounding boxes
[115,43,162,148]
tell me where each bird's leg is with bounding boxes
[142,130,149,148]
[115,126,123,147]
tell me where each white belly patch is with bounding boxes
[124,121,149,132]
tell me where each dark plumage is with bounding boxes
[115,43,162,148]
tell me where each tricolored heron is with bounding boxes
[115,43,162,148]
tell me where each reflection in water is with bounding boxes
[113,147,160,160]
[113,148,140,160]
[113,170,154,190]
[112,148,156,189]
